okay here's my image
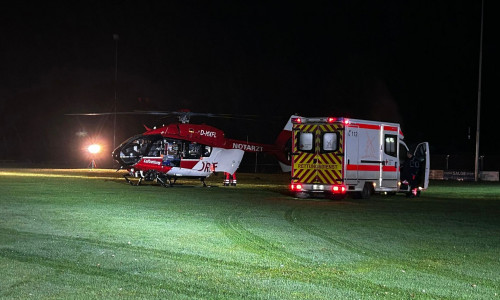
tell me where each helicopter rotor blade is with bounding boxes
[66,110,262,122]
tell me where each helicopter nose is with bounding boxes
[112,146,125,165]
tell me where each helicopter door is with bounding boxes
[413,142,430,189]
[163,139,181,167]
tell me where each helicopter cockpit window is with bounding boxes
[147,139,164,157]
[117,135,162,165]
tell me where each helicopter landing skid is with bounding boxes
[124,173,209,188]
[123,174,143,186]
[157,176,175,188]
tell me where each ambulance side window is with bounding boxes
[322,132,338,152]
[384,134,397,157]
[298,132,314,152]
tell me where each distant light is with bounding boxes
[76,131,88,137]
[88,144,101,154]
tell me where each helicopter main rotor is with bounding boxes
[66,109,258,124]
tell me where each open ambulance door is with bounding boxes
[413,142,430,190]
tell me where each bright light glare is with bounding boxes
[88,144,101,154]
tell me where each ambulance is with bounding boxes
[286,116,429,199]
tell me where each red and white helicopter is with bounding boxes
[74,110,292,187]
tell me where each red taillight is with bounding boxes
[290,183,303,191]
[332,185,346,194]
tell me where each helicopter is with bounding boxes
[70,110,292,187]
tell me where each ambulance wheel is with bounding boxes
[360,183,373,199]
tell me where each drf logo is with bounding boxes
[200,130,217,138]
[197,161,218,172]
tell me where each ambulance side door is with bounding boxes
[344,125,359,184]
[381,128,399,189]
[413,142,430,189]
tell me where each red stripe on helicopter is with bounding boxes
[180,160,199,169]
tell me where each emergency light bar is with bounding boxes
[291,116,349,124]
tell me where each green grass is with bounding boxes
[1,169,499,299]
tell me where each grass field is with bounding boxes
[0,169,499,299]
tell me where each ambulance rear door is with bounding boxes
[292,122,343,187]
[315,123,344,186]
[292,123,316,185]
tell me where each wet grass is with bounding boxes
[1,169,499,299]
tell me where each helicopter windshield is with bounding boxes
[112,134,213,167]
[113,135,162,166]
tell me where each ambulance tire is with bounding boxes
[360,183,373,199]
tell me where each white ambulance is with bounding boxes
[287,116,429,199]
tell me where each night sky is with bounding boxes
[0,1,497,166]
